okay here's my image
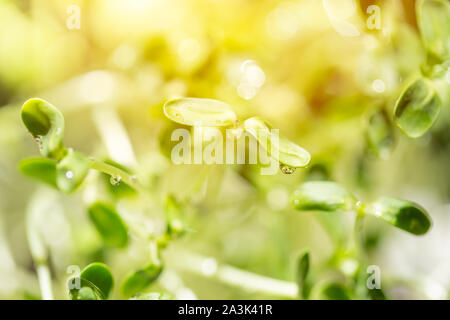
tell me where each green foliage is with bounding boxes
[417,0,450,63]
[394,78,441,138]
[363,197,432,235]
[292,182,432,235]
[291,181,356,212]
[243,117,311,168]
[56,150,90,194]
[88,202,129,248]
[164,97,237,127]
[21,98,66,160]
[69,263,114,300]
[18,157,57,188]
[121,263,163,298]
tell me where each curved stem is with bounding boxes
[89,159,144,193]
[178,252,298,298]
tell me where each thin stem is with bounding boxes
[26,191,54,300]
[178,252,298,298]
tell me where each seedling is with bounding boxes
[393,0,450,138]
[163,97,311,173]
[20,98,174,299]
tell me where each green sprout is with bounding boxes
[163,97,311,172]
[69,263,114,300]
[393,0,449,138]
[292,181,432,235]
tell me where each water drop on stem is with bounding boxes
[110,175,122,186]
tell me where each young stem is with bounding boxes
[178,252,298,298]
[89,159,144,193]
[35,263,53,300]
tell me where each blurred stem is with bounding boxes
[26,192,53,300]
[179,253,298,298]
[35,263,53,300]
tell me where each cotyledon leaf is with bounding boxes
[292,181,357,212]
[69,263,114,300]
[394,78,441,138]
[21,98,66,160]
[88,202,128,248]
[362,197,432,235]
[296,250,311,299]
[164,97,237,127]
[121,263,163,298]
[243,117,311,168]
[18,157,57,188]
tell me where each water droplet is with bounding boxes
[110,175,122,186]
[35,136,43,150]
[65,170,74,179]
[130,175,137,183]
[280,164,295,174]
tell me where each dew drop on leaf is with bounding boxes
[65,170,74,179]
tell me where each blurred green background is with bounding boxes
[0,0,449,300]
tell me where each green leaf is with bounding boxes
[21,98,66,159]
[243,117,311,168]
[292,181,357,212]
[365,109,395,159]
[76,287,97,300]
[318,283,351,300]
[363,197,432,235]
[417,0,450,62]
[164,97,237,127]
[18,157,57,188]
[69,263,114,300]
[88,202,128,248]
[69,278,104,300]
[56,150,90,193]
[130,292,173,300]
[394,78,441,138]
[296,250,311,299]
[121,263,163,298]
